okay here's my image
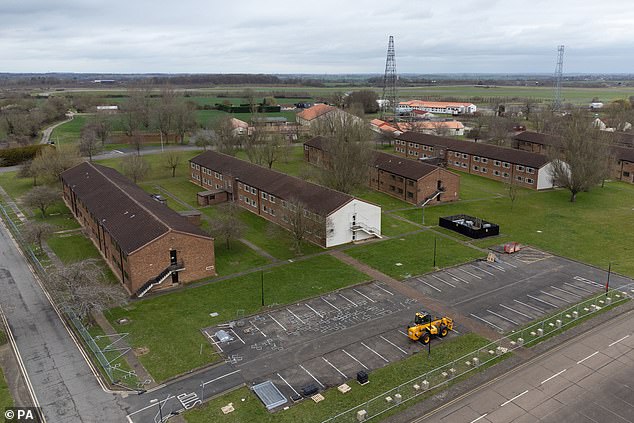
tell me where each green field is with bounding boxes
[47,233,102,263]
[50,115,88,144]
[106,255,370,382]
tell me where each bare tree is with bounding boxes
[521,98,538,121]
[31,144,81,184]
[17,159,37,186]
[548,112,611,202]
[211,115,239,155]
[173,100,197,144]
[505,176,521,210]
[122,87,152,136]
[22,221,56,251]
[485,116,513,146]
[163,150,182,177]
[79,125,102,162]
[191,129,214,150]
[48,260,126,322]
[91,113,112,146]
[155,87,177,146]
[121,154,150,183]
[210,203,245,249]
[22,186,60,217]
[281,199,324,254]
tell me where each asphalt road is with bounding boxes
[412,308,634,423]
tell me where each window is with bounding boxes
[304,145,309,150]
[516,176,524,182]
[270,195,275,203]
[422,145,428,151]
[481,167,487,173]
[526,167,535,174]
[516,165,525,172]
[474,156,480,162]
[251,199,257,207]
[190,162,195,168]
[397,188,403,194]
[407,192,414,199]
[481,158,488,164]
[455,152,460,157]
[244,184,250,191]
[238,182,243,189]
[461,163,467,168]
[624,171,631,177]
[262,192,268,200]
[239,195,244,201]
[526,178,534,184]
[494,170,501,176]
[503,172,510,178]
[407,180,414,186]
[262,205,268,213]
[429,147,434,152]
[219,174,223,180]
[462,154,468,159]
[473,165,479,171]
[389,185,395,192]
[270,208,276,216]
[215,184,220,189]
[244,196,249,204]
[503,162,510,168]
[494,160,501,166]
[195,164,200,170]
[251,187,256,194]
[413,151,418,156]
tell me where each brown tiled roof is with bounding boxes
[296,104,336,121]
[512,131,562,147]
[613,145,634,163]
[398,131,550,168]
[190,151,353,215]
[61,162,210,254]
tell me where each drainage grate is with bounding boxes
[252,380,288,410]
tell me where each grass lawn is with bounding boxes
[354,189,412,211]
[47,233,102,263]
[0,366,12,411]
[214,240,270,276]
[454,170,512,201]
[0,172,35,201]
[50,115,88,144]
[32,201,80,230]
[184,333,492,423]
[345,231,484,280]
[395,181,634,276]
[381,213,420,237]
[96,149,203,181]
[105,255,370,382]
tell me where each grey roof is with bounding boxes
[512,131,562,147]
[190,151,354,215]
[61,162,210,254]
[398,131,550,168]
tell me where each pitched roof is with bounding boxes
[190,151,353,215]
[61,162,210,254]
[399,100,475,108]
[296,104,336,121]
[397,131,549,168]
[512,131,562,147]
[613,145,634,163]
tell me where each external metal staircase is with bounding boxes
[135,262,184,298]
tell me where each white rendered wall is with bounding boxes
[326,200,382,247]
[537,162,556,190]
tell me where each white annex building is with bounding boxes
[398,100,477,115]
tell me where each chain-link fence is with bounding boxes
[322,284,632,423]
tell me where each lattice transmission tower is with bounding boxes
[553,45,565,112]
[381,36,398,121]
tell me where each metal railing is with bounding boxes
[322,283,633,422]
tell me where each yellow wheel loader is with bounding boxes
[407,312,453,344]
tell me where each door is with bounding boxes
[170,250,177,266]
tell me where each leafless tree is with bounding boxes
[22,221,56,251]
[91,113,112,146]
[505,176,521,210]
[163,150,182,177]
[191,129,214,150]
[173,100,197,144]
[211,115,239,155]
[281,198,324,254]
[121,154,150,183]
[155,87,177,146]
[17,159,37,186]
[122,87,152,136]
[22,186,60,217]
[344,90,380,114]
[79,125,102,162]
[521,98,538,121]
[485,116,513,146]
[31,144,81,184]
[48,259,126,322]
[210,203,245,249]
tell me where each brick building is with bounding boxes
[61,162,216,297]
[190,151,382,247]
[395,132,556,190]
[304,136,460,205]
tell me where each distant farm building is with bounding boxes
[397,100,477,115]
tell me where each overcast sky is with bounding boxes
[2,0,633,74]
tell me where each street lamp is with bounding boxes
[150,398,164,423]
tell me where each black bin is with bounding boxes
[301,383,318,397]
[357,370,369,384]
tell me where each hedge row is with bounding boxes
[0,144,48,166]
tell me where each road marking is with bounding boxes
[550,285,582,298]
[470,414,488,423]
[322,297,341,313]
[564,282,593,294]
[446,271,469,284]
[268,314,287,331]
[541,369,567,384]
[380,335,408,355]
[526,294,557,308]
[126,394,175,418]
[609,335,630,347]
[500,260,517,268]
[470,313,504,331]
[342,349,368,369]
[485,262,505,272]
[431,274,456,288]
[577,351,599,364]
[499,304,532,319]
[322,357,347,378]
[299,364,324,388]
[574,276,602,288]
[416,277,442,292]
[514,299,544,313]
[361,342,390,363]
[374,283,394,296]
[113,149,124,154]
[177,392,202,410]
[305,304,323,318]
[399,330,409,337]
[204,330,224,352]
[500,390,529,407]
[487,309,519,326]
[229,328,245,344]
[277,372,300,396]
[287,308,305,324]
[457,267,482,279]
[353,288,376,303]
[339,293,358,307]
[250,321,267,338]
[540,290,568,303]
[201,369,242,387]
[472,264,494,276]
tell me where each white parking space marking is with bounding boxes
[609,335,630,347]
[539,290,568,303]
[339,293,358,307]
[380,335,408,355]
[470,313,504,331]
[299,364,325,388]
[353,288,376,303]
[485,262,506,272]
[500,260,517,268]
[305,304,323,318]
[574,276,603,288]
[514,299,544,313]
[577,351,599,364]
[526,294,557,308]
[472,264,494,276]
[470,414,488,423]
[445,271,469,284]
[541,369,567,385]
[277,372,300,396]
[487,309,519,326]
[374,283,394,296]
[204,330,224,352]
[287,308,305,324]
[399,330,409,337]
[430,274,456,288]
[499,304,532,319]
[342,349,368,370]
[457,267,482,279]
[500,390,529,407]
[322,297,341,313]
[416,277,442,292]
[564,282,593,294]
[268,314,287,331]
[550,285,582,298]
[322,357,347,379]
[251,321,267,338]
[361,342,390,363]
[229,328,245,344]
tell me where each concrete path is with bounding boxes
[40,115,74,144]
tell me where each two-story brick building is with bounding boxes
[395,132,556,190]
[304,136,460,205]
[61,162,216,297]
[190,151,382,247]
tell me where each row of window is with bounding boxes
[192,172,201,181]
[239,195,257,208]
